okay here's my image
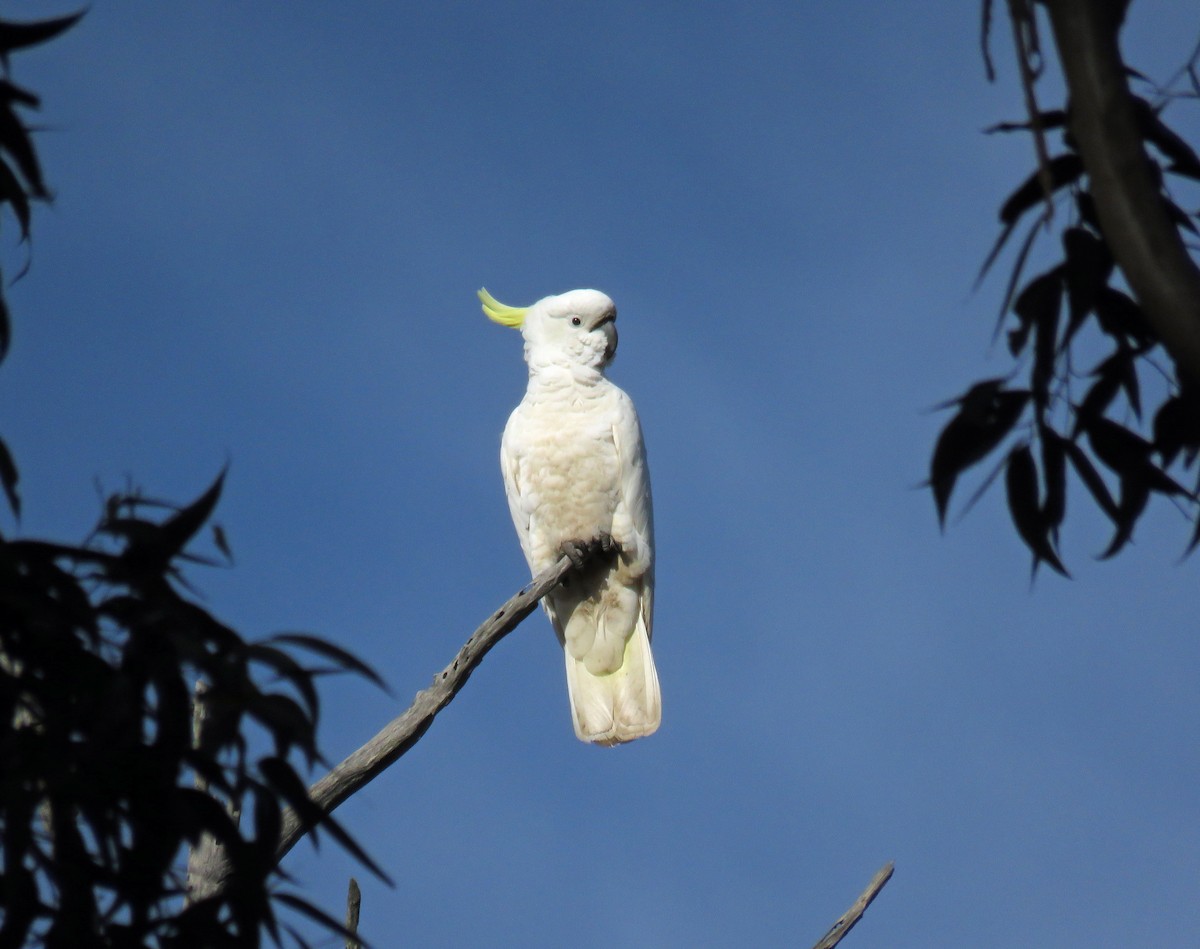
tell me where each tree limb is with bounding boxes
[344,877,361,949]
[809,862,895,949]
[188,553,576,899]
[275,552,575,862]
[1043,0,1200,384]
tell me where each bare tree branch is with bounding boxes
[344,878,361,949]
[1007,0,1057,219]
[1043,0,1200,384]
[809,862,895,949]
[188,553,577,899]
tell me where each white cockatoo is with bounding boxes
[481,286,660,746]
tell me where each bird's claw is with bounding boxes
[560,540,589,570]
[559,532,617,570]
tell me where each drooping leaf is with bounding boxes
[1040,428,1067,534]
[116,469,228,570]
[983,214,1042,328]
[929,383,1030,526]
[1006,444,1069,577]
[1186,509,1200,557]
[245,643,320,722]
[0,433,19,516]
[1085,414,1150,476]
[211,523,234,563]
[271,893,370,949]
[1009,267,1062,358]
[163,469,226,548]
[0,100,45,197]
[978,220,1018,294]
[168,787,244,850]
[257,757,391,884]
[999,154,1084,225]
[1115,348,1141,419]
[1132,95,1200,181]
[249,693,315,762]
[0,11,84,56]
[251,785,282,862]
[1061,226,1113,343]
[1030,280,1061,415]
[1075,190,1102,233]
[1153,389,1200,468]
[1086,415,1190,497]
[1063,439,1120,523]
[1093,285,1152,345]
[1098,476,1150,559]
[0,79,37,110]
[1071,368,1121,438]
[0,155,31,239]
[1164,196,1198,235]
[267,632,388,691]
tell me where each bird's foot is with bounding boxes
[559,532,617,570]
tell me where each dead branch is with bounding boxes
[344,877,361,949]
[809,862,895,949]
[187,553,576,899]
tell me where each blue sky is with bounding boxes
[4,3,1200,946]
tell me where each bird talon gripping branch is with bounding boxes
[559,539,589,570]
[482,287,660,746]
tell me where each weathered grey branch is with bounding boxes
[275,552,574,862]
[809,862,895,949]
[1043,0,1200,383]
[187,554,575,900]
[344,877,361,949]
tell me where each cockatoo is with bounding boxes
[481,287,660,746]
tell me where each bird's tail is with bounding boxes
[564,612,660,746]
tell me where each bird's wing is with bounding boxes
[500,411,535,569]
[611,390,654,635]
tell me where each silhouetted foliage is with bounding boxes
[0,13,383,947]
[932,3,1200,574]
[0,10,82,514]
[2,473,385,948]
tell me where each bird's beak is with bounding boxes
[597,317,618,364]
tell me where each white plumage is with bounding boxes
[483,287,660,746]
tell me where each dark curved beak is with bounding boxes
[598,318,618,364]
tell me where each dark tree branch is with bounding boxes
[1043,0,1200,384]
[1008,0,1057,219]
[809,862,895,949]
[188,553,577,899]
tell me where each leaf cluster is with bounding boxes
[0,10,85,516]
[1,473,384,948]
[931,65,1200,575]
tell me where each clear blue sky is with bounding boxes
[4,3,1200,946]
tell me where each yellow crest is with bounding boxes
[478,287,527,328]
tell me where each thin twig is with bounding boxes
[809,862,895,949]
[981,0,996,81]
[1008,0,1056,219]
[344,877,361,949]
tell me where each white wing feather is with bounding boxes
[499,411,537,571]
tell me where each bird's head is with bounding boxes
[479,287,618,372]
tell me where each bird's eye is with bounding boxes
[571,317,581,326]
